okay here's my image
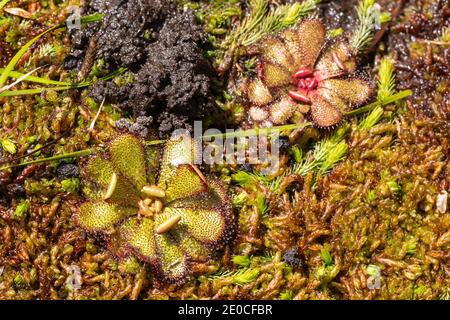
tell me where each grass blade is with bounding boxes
[345,89,412,116]
[79,13,103,24]
[0,67,127,97]
[0,25,60,88]
[2,123,312,170]
[202,122,312,140]
[0,0,10,10]
[0,68,71,86]
[0,66,42,93]
[0,148,97,170]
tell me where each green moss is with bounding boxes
[255,195,268,217]
[118,257,141,275]
[232,255,251,268]
[62,244,74,255]
[13,274,24,288]
[233,268,260,286]
[13,200,30,220]
[279,290,294,300]
[0,137,16,154]
[320,244,333,266]
[386,180,401,195]
[61,178,80,194]
[328,28,344,37]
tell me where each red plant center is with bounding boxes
[288,67,319,104]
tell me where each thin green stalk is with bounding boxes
[0,25,61,88]
[358,105,384,130]
[0,148,97,170]
[345,89,412,117]
[0,67,127,97]
[0,68,71,86]
[0,66,42,94]
[3,123,312,170]
[202,123,312,140]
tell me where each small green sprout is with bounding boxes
[439,287,450,300]
[328,28,344,38]
[367,189,377,203]
[119,257,141,275]
[61,178,80,194]
[350,0,384,53]
[405,238,417,255]
[233,268,260,286]
[1,137,17,154]
[387,180,401,195]
[413,284,427,298]
[320,244,333,266]
[13,199,30,220]
[62,244,74,256]
[232,255,251,268]
[13,274,24,287]
[232,171,268,189]
[377,58,396,101]
[279,290,295,300]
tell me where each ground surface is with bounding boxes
[0,0,448,299]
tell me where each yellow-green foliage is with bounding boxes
[77,134,234,283]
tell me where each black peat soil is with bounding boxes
[66,0,215,137]
[386,0,449,117]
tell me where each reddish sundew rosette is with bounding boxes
[76,134,234,284]
[245,20,373,128]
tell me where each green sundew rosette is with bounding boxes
[76,134,234,284]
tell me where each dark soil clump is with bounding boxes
[56,163,80,181]
[115,116,153,138]
[0,40,13,68]
[283,248,304,270]
[67,0,215,137]
[66,0,175,69]
[386,0,449,118]
[320,0,359,31]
